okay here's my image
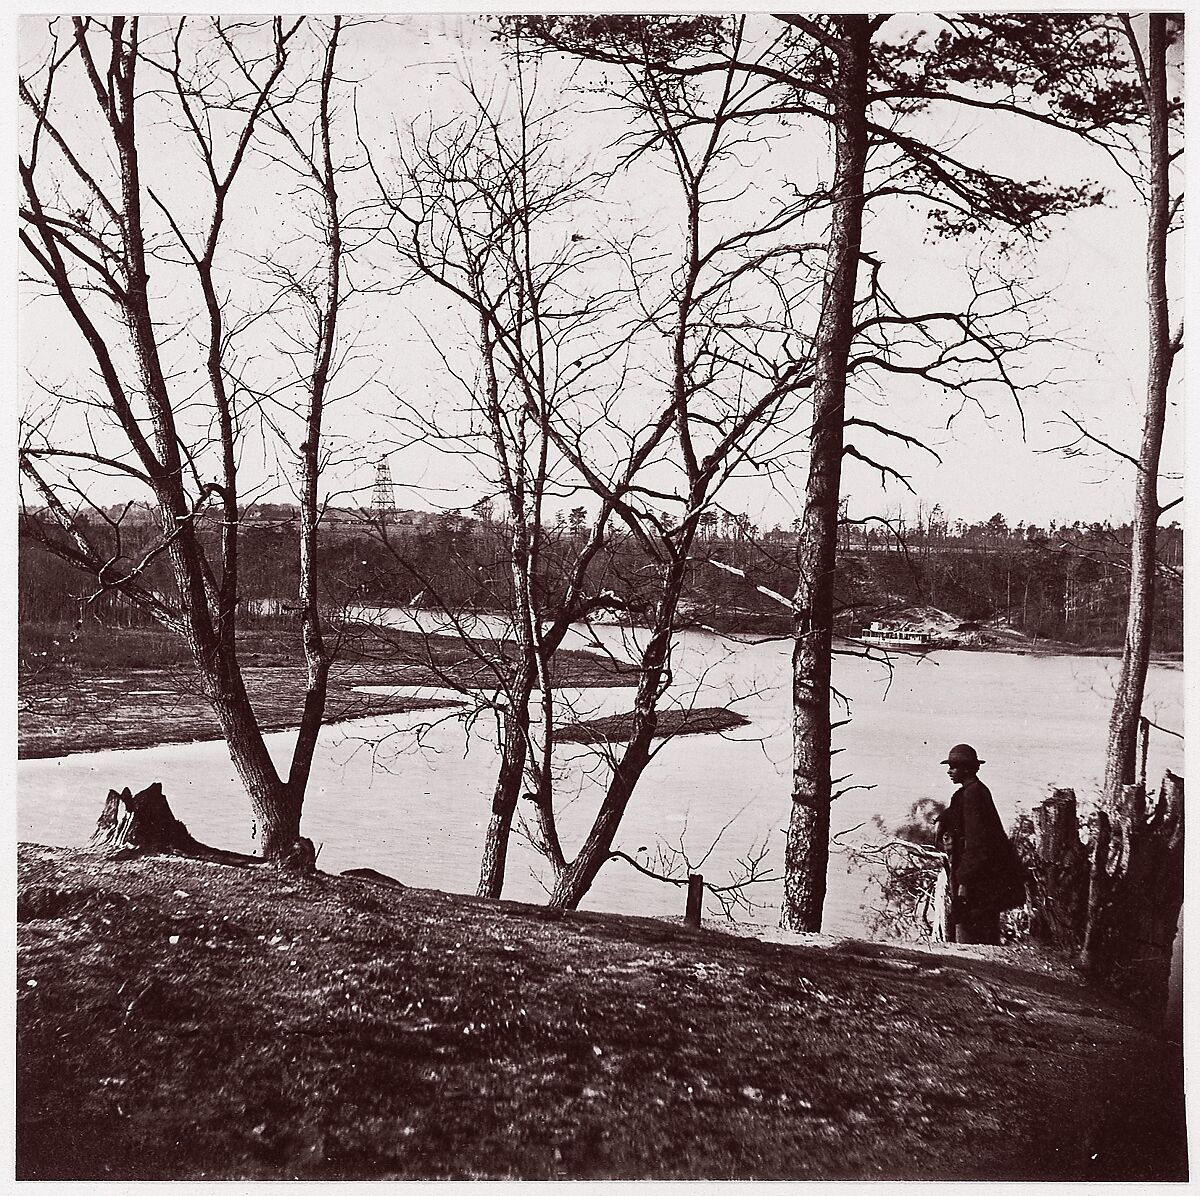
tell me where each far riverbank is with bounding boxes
[18,614,1180,761]
[17,620,637,760]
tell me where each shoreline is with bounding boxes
[19,632,1180,762]
[17,622,639,761]
[18,692,753,762]
[17,666,466,762]
[17,693,460,762]
[667,617,1176,662]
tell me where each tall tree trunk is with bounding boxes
[478,665,536,898]
[782,17,871,932]
[279,18,342,855]
[199,645,300,857]
[477,345,543,899]
[548,613,672,909]
[1102,15,1175,805]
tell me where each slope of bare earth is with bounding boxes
[17,844,1185,1182]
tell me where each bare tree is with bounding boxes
[1096,15,1184,806]
[368,55,647,898]
[521,20,823,911]
[19,17,354,860]
[375,21,828,909]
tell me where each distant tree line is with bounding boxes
[20,504,1183,654]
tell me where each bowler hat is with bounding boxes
[941,743,984,766]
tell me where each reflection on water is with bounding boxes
[18,614,1184,938]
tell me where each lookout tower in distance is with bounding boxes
[371,456,396,525]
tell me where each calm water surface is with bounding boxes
[18,616,1184,936]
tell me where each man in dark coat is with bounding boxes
[936,744,1019,945]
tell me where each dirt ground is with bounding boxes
[17,843,1186,1181]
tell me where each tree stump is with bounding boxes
[1080,771,1184,1012]
[1028,787,1091,949]
[90,782,258,866]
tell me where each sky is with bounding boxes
[14,11,1186,532]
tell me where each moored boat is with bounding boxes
[853,621,937,650]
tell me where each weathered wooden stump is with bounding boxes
[1027,787,1091,949]
[90,782,262,867]
[91,783,211,855]
[1079,771,1184,1012]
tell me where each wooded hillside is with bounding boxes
[19,505,1183,653]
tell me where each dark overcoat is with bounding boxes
[938,777,1023,912]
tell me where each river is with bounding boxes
[18,614,1184,936]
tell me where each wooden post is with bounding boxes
[685,874,703,927]
[932,862,950,943]
[1079,809,1112,970]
